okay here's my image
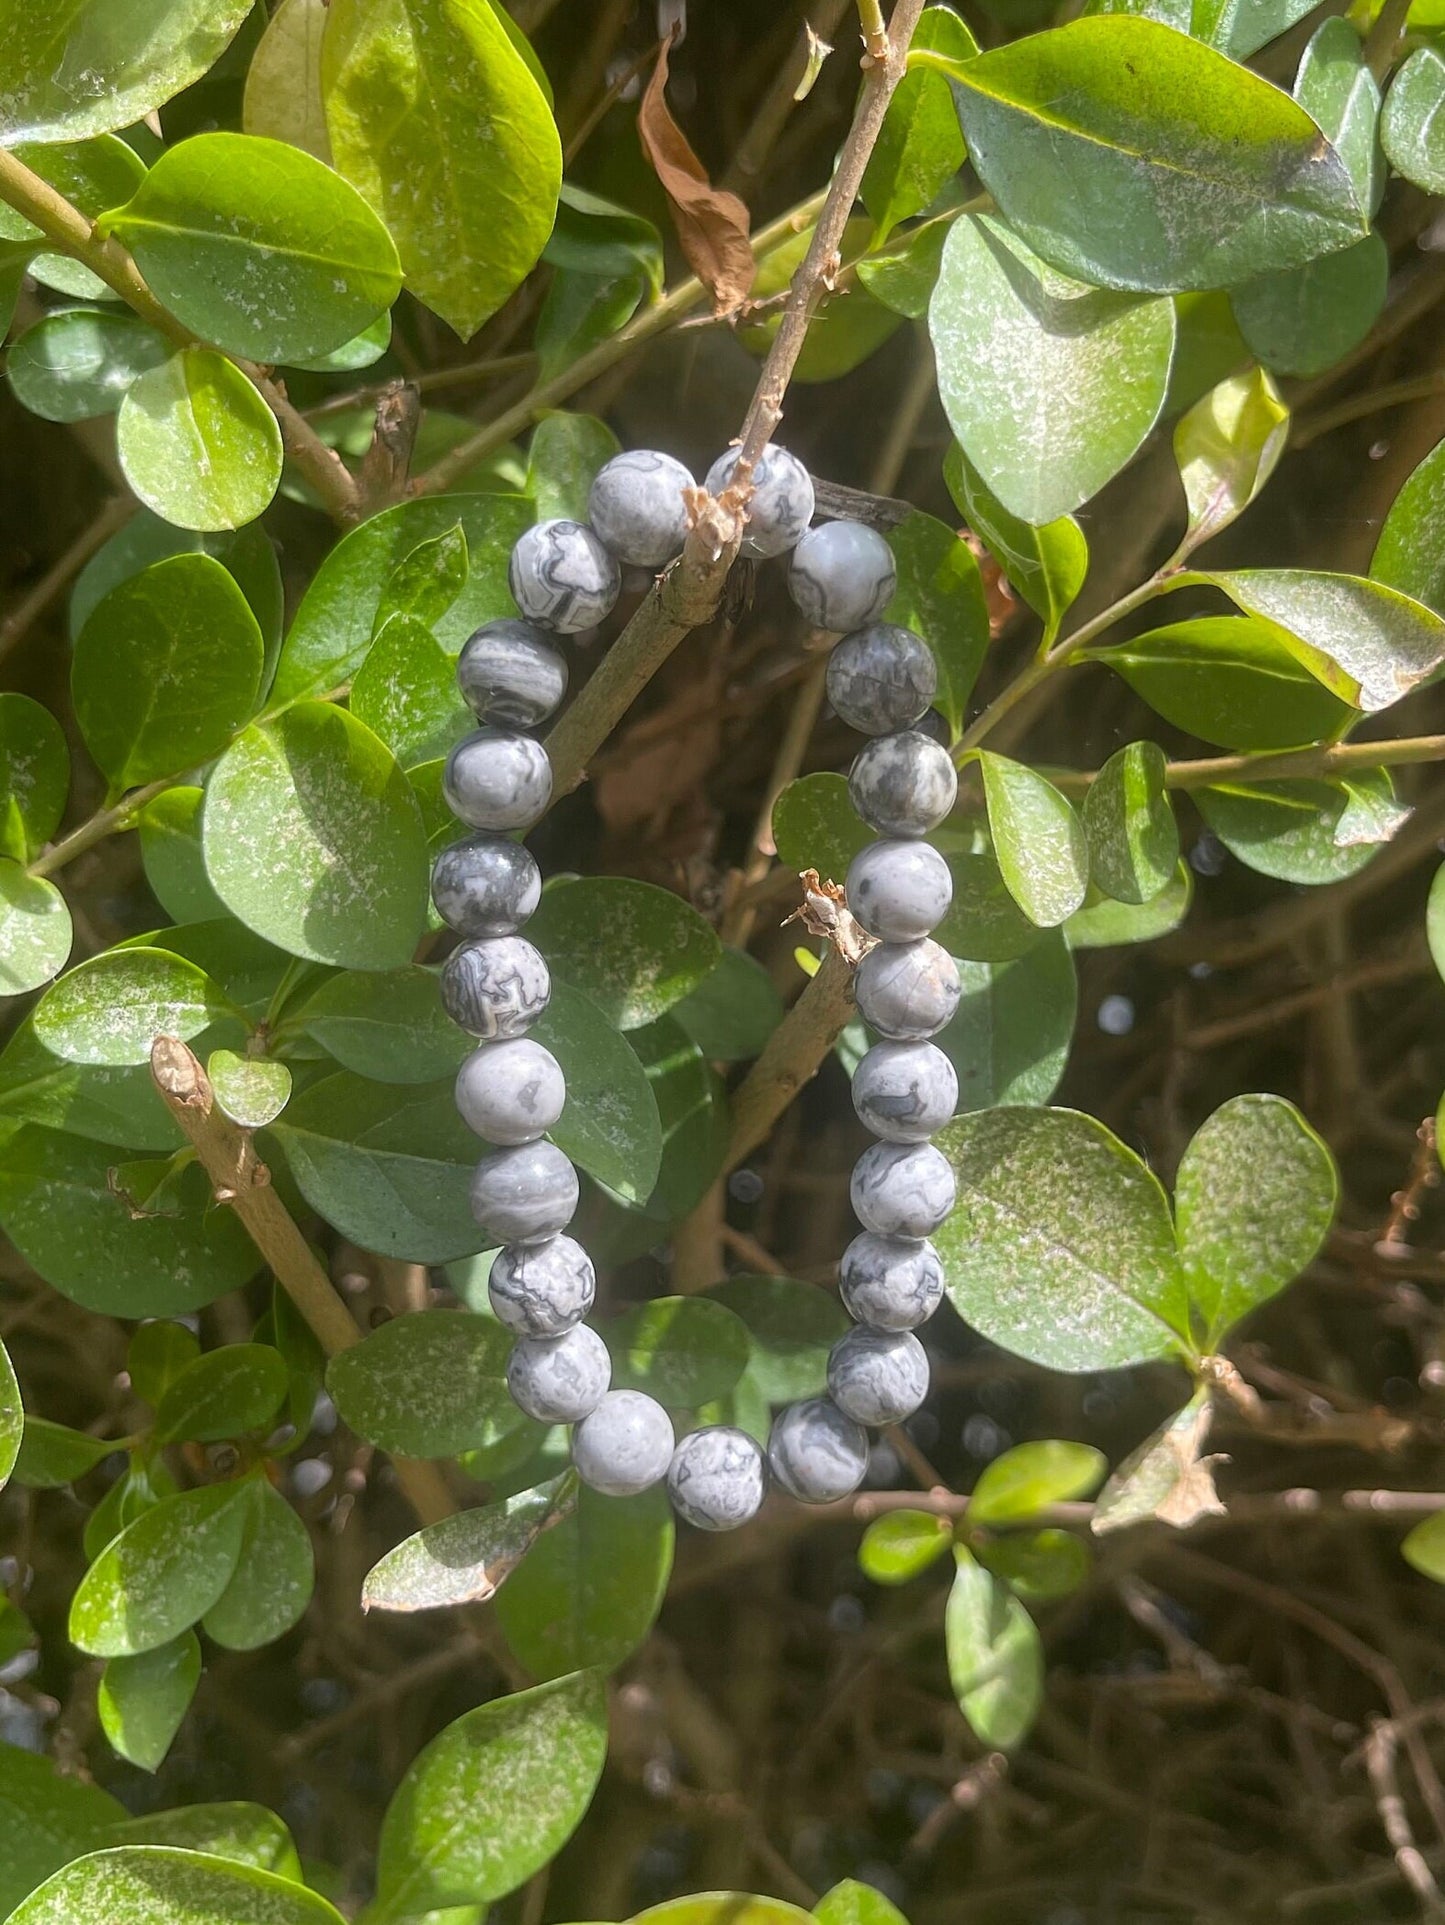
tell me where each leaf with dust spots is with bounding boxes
[105,1803,300,1880]
[325,1310,513,1458]
[68,1481,252,1658]
[34,947,235,1068]
[8,1845,346,1925]
[364,1475,574,1613]
[1091,1387,1225,1534]
[638,37,754,313]
[528,877,721,1031]
[534,982,663,1203]
[945,1545,1042,1750]
[202,1480,315,1651]
[0,1746,125,1923]
[243,0,332,164]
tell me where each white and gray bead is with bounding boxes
[846,840,953,943]
[704,444,815,558]
[839,1233,944,1331]
[827,1326,930,1427]
[440,936,550,1039]
[456,619,568,727]
[489,1234,595,1336]
[855,939,961,1042]
[852,1040,958,1144]
[787,520,896,633]
[767,1397,869,1505]
[443,729,553,833]
[470,1140,579,1244]
[507,1323,611,1424]
[826,623,936,735]
[509,518,622,633]
[455,1037,566,1145]
[588,449,694,568]
[572,1389,675,1496]
[851,1140,956,1239]
[431,835,541,938]
[667,1426,768,1532]
[849,731,958,839]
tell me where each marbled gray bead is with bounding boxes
[704,443,815,558]
[440,936,550,1039]
[852,1040,957,1144]
[470,1140,579,1243]
[509,518,622,632]
[443,729,553,833]
[588,449,695,568]
[667,1425,768,1532]
[455,1037,566,1145]
[839,1233,944,1331]
[826,623,936,736]
[851,1140,956,1239]
[573,1389,675,1496]
[489,1235,595,1336]
[507,1323,610,1423]
[767,1397,869,1505]
[849,730,958,839]
[846,840,953,943]
[431,835,541,938]
[787,520,896,633]
[456,619,568,727]
[827,1325,930,1427]
[854,939,961,1041]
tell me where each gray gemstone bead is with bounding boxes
[507,1323,611,1424]
[471,1140,579,1243]
[852,1040,957,1144]
[846,840,953,943]
[443,729,553,833]
[854,939,961,1041]
[826,623,936,735]
[573,1389,676,1496]
[489,1235,595,1336]
[787,520,897,633]
[455,1037,566,1145]
[667,1425,768,1532]
[456,619,568,727]
[839,1233,944,1331]
[588,449,695,568]
[509,518,621,633]
[440,936,550,1039]
[431,835,541,938]
[849,731,958,839]
[704,443,815,558]
[827,1325,930,1427]
[767,1397,869,1505]
[851,1140,956,1239]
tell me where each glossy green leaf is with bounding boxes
[814,1882,909,1925]
[374,523,470,638]
[858,1508,953,1585]
[535,982,663,1204]
[1083,742,1177,905]
[536,189,660,378]
[0,136,144,301]
[884,511,989,734]
[635,1903,813,1925]
[977,1526,1090,1602]
[604,1297,750,1406]
[1381,46,1445,196]
[7,310,169,423]
[772,773,872,884]
[933,849,1041,963]
[969,1439,1106,1523]
[1195,777,1388,884]
[327,1310,511,1457]
[153,1345,288,1444]
[202,1478,315,1649]
[856,211,953,319]
[535,263,646,380]
[1402,1511,1445,1583]
[208,1049,292,1128]
[244,0,333,162]
[127,1321,200,1406]
[0,1017,180,1152]
[70,1481,252,1657]
[0,694,68,866]
[300,966,465,1083]
[117,350,284,533]
[1091,1385,1222,1533]
[11,1416,115,1490]
[0,1744,124,1922]
[942,932,1076,1111]
[1232,231,1387,380]
[105,1806,300,1880]
[527,413,621,524]
[978,753,1090,927]
[365,1475,572,1613]
[945,1547,1042,1750]
[861,5,975,243]
[944,443,1087,641]
[0,1337,19,1493]
[0,864,72,995]
[1173,366,1288,553]
[587,1017,729,1257]
[10,1847,345,1925]
[1430,864,1445,985]
[704,1276,851,1403]
[1164,289,1250,416]
[528,877,721,1030]
[352,613,472,770]
[133,789,223,924]
[98,1632,200,1772]
[1066,861,1192,948]
[1297,19,1380,209]
[1374,434,1445,616]
[670,948,783,1062]
[34,947,232,1067]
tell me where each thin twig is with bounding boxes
[1364,1718,1445,1917]
[725,946,856,1170]
[0,495,136,669]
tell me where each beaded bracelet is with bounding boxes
[431,442,961,1531]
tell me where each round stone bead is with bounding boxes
[854,939,961,1042]
[826,623,936,735]
[455,1037,566,1146]
[704,443,815,558]
[431,835,541,938]
[839,1233,944,1331]
[787,520,897,633]
[573,1389,676,1496]
[470,1140,579,1243]
[852,1040,958,1144]
[851,1140,956,1239]
[443,729,553,833]
[667,1426,768,1532]
[489,1235,595,1336]
[456,619,568,727]
[846,840,953,943]
[827,1326,930,1427]
[767,1397,869,1505]
[508,518,621,633]
[440,936,550,1040]
[849,730,958,839]
[507,1323,611,1424]
[588,449,695,567]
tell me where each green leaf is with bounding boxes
[636,1904,813,1925]
[105,133,400,364]
[364,1476,572,1612]
[1164,289,1250,416]
[670,948,783,1062]
[1296,18,1380,213]
[0,8,251,137]
[814,1882,909,1925]
[34,947,234,1067]
[0,1018,180,1151]
[1173,366,1288,553]
[70,1482,252,1657]
[1402,1511,1445,1583]
[856,211,953,320]
[590,1017,730,1251]
[1382,46,1445,196]
[326,1310,511,1457]
[322,0,562,341]
[933,849,1042,964]
[969,1439,1106,1523]
[136,789,226,924]
[884,511,989,734]
[528,877,722,1029]
[9,1847,345,1925]
[98,1632,200,1772]
[0,864,72,995]
[0,1744,124,1922]
[536,981,664,1204]
[703,1276,851,1403]
[936,1106,1190,1370]
[204,703,428,970]
[861,5,975,243]
[202,1478,315,1649]
[1091,1385,1222,1533]
[352,614,472,770]
[117,350,284,533]
[243,0,333,163]
[11,1416,114,1489]
[858,1508,953,1584]
[536,190,660,379]
[0,136,145,300]
[6,310,170,423]
[604,1297,750,1406]
[153,1344,288,1444]
[0,1335,18,1492]
[1231,232,1387,380]
[297,965,462,1083]
[945,1547,1042,1750]
[1195,776,1390,884]
[1175,1092,1337,1340]
[931,213,1175,524]
[1430,863,1445,985]
[1066,862,1192,948]
[373,1671,607,1911]
[944,444,1087,642]
[0,694,68,866]
[527,413,621,524]
[1374,434,1445,616]
[127,1321,200,1406]
[105,1806,300,1880]
[977,753,1089,927]
[977,1527,1090,1601]
[942,932,1076,1111]
[1082,742,1177,905]
[209,1049,292,1128]
[374,523,471,637]
[772,773,872,883]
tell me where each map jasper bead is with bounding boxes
[851,1140,957,1239]
[456,619,568,727]
[846,839,954,943]
[588,449,695,567]
[849,730,959,839]
[704,443,815,557]
[572,1390,676,1496]
[489,1235,596,1337]
[470,1140,579,1243]
[443,729,553,832]
[455,1036,566,1145]
[788,520,897,633]
[826,622,936,735]
[431,836,541,939]
[828,1325,931,1427]
[768,1397,870,1504]
[508,517,622,632]
[852,1040,959,1144]
[667,1426,769,1532]
[854,939,961,1041]
[839,1232,945,1331]
[507,1323,611,1424]
[440,936,550,1040]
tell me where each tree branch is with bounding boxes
[724,946,856,1171]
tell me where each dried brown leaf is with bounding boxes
[638,38,755,313]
